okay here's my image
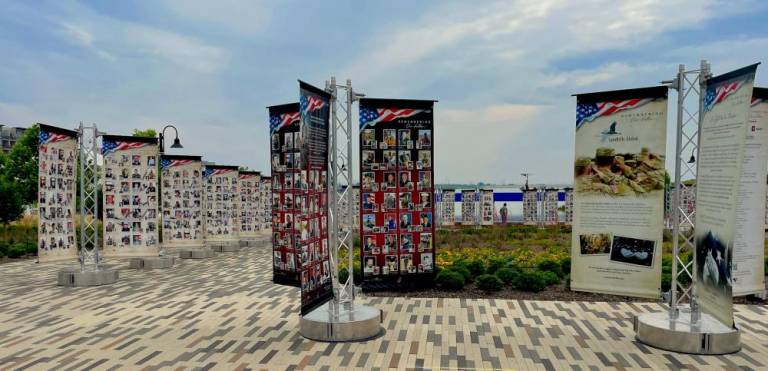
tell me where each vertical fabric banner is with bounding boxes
[695,64,758,326]
[160,155,203,249]
[733,87,768,296]
[268,103,301,287]
[37,124,78,262]
[260,176,272,232]
[461,189,476,225]
[238,171,262,239]
[441,189,455,226]
[480,189,494,225]
[102,135,160,257]
[203,165,240,243]
[571,86,668,298]
[358,98,436,285]
[298,81,333,315]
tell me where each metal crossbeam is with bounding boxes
[78,123,102,271]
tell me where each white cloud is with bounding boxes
[121,23,229,73]
[159,0,271,36]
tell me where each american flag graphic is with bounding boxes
[161,158,194,169]
[269,112,300,133]
[751,97,763,107]
[239,173,258,179]
[203,168,234,178]
[576,98,653,129]
[39,131,72,145]
[102,139,149,155]
[300,95,326,115]
[359,108,425,129]
[704,79,745,111]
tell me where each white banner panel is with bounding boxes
[733,88,768,296]
[441,189,455,226]
[203,166,240,242]
[238,171,262,238]
[102,135,160,257]
[571,86,668,298]
[37,124,78,262]
[695,65,758,327]
[461,190,476,225]
[480,189,494,225]
[160,155,203,249]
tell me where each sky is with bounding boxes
[1,0,767,185]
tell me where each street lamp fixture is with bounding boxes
[159,124,183,153]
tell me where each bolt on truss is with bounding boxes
[326,77,363,313]
[666,60,711,319]
[78,123,102,271]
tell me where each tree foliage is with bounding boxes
[132,128,157,138]
[0,153,24,224]
[2,124,39,205]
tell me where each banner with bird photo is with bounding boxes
[732,87,768,296]
[695,64,759,327]
[37,124,79,262]
[571,86,668,298]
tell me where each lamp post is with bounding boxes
[159,124,183,153]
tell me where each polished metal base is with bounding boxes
[128,256,176,269]
[635,309,740,354]
[178,248,215,259]
[57,267,119,287]
[299,303,383,342]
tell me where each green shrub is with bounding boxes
[339,267,349,283]
[541,271,561,286]
[496,267,520,285]
[435,269,465,290]
[560,256,571,275]
[661,272,672,292]
[512,270,547,292]
[450,264,473,283]
[7,243,27,258]
[466,259,486,278]
[486,258,507,274]
[476,274,503,292]
[537,259,564,278]
[0,241,8,257]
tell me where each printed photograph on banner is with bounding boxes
[570,86,667,298]
[694,65,758,327]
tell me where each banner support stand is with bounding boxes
[635,60,740,354]
[57,123,118,286]
[299,77,383,342]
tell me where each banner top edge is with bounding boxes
[752,87,768,99]
[298,80,332,99]
[205,164,239,170]
[38,123,78,137]
[267,102,300,111]
[239,170,261,175]
[102,134,158,144]
[160,154,202,161]
[359,98,437,109]
[707,63,760,86]
[573,86,668,103]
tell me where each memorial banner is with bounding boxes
[733,87,768,296]
[260,176,272,232]
[297,81,333,315]
[480,189,494,225]
[238,171,262,239]
[695,64,758,326]
[203,165,240,243]
[441,189,455,226]
[102,135,160,257]
[269,103,301,287]
[160,155,203,249]
[571,86,668,298]
[461,189,477,225]
[358,98,436,285]
[37,124,78,262]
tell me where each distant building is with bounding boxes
[1,125,26,153]
[563,187,574,224]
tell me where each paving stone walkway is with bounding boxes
[0,241,766,370]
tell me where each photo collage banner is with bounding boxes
[102,135,160,257]
[203,165,240,242]
[480,189,494,225]
[358,98,436,283]
[733,87,768,296]
[260,177,272,232]
[441,189,455,226]
[695,64,758,327]
[269,103,301,287]
[571,86,668,298]
[461,189,476,225]
[238,171,262,238]
[160,155,203,248]
[298,81,333,315]
[37,124,78,262]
